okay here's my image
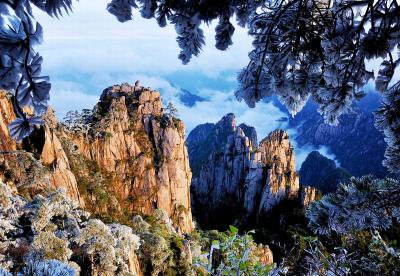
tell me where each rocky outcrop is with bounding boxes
[0,91,82,205]
[189,114,300,228]
[253,130,299,213]
[239,123,258,146]
[299,186,318,207]
[186,114,237,177]
[299,151,351,194]
[0,91,16,152]
[191,114,254,227]
[61,84,193,233]
[253,245,274,266]
[0,84,194,233]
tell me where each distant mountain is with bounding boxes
[166,82,207,107]
[300,151,351,194]
[271,92,389,177]
[178,88,207,107]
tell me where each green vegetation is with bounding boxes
[194,226,280,275]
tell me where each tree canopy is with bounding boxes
[0,0,399,172]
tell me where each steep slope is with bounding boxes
[299,151,351,193]
[186,114,237,177]
[0,90,83,205]
[0,91,16,152]
[239,123,258,146]
[188,114,301,229]
[287,93,388,177]
[0,84,194,233]
[63,83,194,232]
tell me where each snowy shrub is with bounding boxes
[19,259,77,276]
[306,176,400,235]
[0,182,142,275]
[75,219,117,274]
[109,223,141,274]
[29,231,72,263]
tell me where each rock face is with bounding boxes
[0,91,16,152]
[287,93,389,177]
[63,84,194,233]
[186,114,236,177]
[299,151,351,194]
[239,123,258,146]
[299,186,318,207]
[0,84,194,233]
[189,114,300,228]
[0,91,82,205]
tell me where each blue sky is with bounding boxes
[33,0,289,137]
[33,0,344,168]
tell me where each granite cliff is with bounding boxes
[188,114,306,229]
[0,84,194,233]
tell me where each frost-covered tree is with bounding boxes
[105,0,400,173]
[0,182,142,275]
[21,259,77,276]
[76,219,118,274]
[2,0,400,171]
[306,176,400,236]
[62,109,93,132]
[165,102,178,118]
[0,0,75,142]
[302,230,400,275]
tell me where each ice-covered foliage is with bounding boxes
[130,210,193,275]
[109,224,141,274]
[104,0,400,173]
[375,81,400,173]
[62,109,93,132]
[2,0,399,171]
[19,259,77,276]
[303,238,355,275]
[306,176,400,236]
[302,231,400,275]
[0,0,76,142]
[76,219,118,273]
[0,182,141,275]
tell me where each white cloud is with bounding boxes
[34,0,252,78]
[49,74,287,143]
[287,128,341,170]
[49,88,99,119]
[33,1,342,171]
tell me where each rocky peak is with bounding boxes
[63,83,194,233]
[299,186,318,207]
[189,114,300,229]
[0,91,82,205]
[0,84,194,233]
[299,151,350,193]
[244,130,299,219]
[239,123,258,146]
[216,112,236,130]
[186,113,244,177]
